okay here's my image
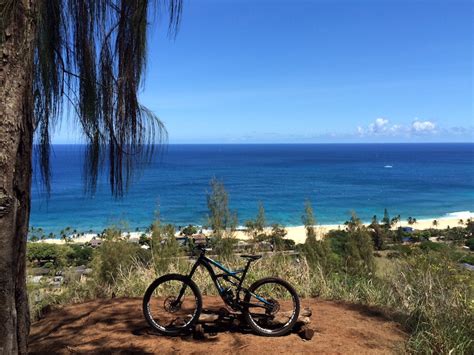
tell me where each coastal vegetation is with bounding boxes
[26,182,474,353]
[26,220,474,353]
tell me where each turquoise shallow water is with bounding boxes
[30,143,474,234]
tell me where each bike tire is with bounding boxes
[243,277,300,337]
[143,273,202,336]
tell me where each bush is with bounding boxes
[419,240,447,252]
[460,254,474,265]
[149,222,182,273]
[343,225,375,276]
[302,237,335,275]
[445,227,468,244]
[326,229,348,256]
[368,222,386,250]
[66,244,93,266]
[92,228,142,285]
[390,244,414,256]
[465,238,474,251]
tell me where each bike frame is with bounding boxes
[177,249,271,311]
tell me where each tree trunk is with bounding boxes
[0,1,36,354]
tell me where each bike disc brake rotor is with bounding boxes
[164,296,182,313]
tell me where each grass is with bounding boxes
[27,244,473,354]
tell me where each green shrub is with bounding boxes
[419,240,447,252]
[92,228,142,285]
[460,254,474,265]
[66,244,93,266]
[390,244,414,256]
[326,229,348,256]
[303,237,335,275]
[465,238,474,251]
[368,222,386,250]
[343,224,375,276]
[149,222,182,273]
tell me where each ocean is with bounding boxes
[30,143,474,234]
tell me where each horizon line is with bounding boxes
[47,141,474,145]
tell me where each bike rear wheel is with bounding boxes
[143,273,202,336]
[243,277,300,336]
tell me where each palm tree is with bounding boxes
[390,214,401,228]
[0,1,182,352]
[371,215,378,225]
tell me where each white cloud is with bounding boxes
[357,117,440,137]
[359,117,405,136]
[388,124,402,134]
[411,119,436,133]
[368,117,389,134]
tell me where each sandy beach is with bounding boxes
[36,211,473,246]
[233,211,473,244]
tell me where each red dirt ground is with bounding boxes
[29,297,407,354]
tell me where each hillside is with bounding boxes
[29,297,406,354]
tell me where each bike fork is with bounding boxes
[175,259,200,303]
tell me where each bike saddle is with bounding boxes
[240,254,262,261]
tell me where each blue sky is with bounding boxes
[55,0,473,144]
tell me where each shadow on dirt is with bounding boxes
[131,307,291,341]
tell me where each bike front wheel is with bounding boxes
[143,273,202,336]
[243,277,300,336]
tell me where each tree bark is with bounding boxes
[0,1,36,353]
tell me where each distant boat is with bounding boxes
[384,165,393,168]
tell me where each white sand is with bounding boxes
[36,211,473,246]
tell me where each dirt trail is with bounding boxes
[29,297,406,354]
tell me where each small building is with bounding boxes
[191,234,208,246]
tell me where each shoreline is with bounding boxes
[35,211,473,246]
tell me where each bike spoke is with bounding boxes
[247,282,297,332]
[146,279,199,332]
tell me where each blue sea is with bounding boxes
[31,144,474,234]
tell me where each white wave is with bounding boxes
[443,211,474,219]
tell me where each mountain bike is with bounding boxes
[143,245,300,336]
